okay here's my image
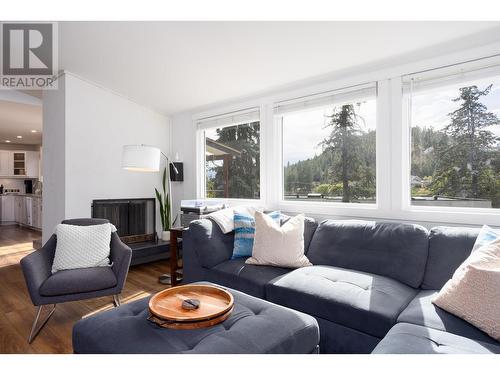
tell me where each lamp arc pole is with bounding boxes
[121,144,180,285]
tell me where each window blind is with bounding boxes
[402,55,500,94]
[196,108,260,130]
[273,82,377,115]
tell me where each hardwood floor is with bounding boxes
[0,225,41,259]
[0,251,170,354]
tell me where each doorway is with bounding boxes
[0,90,43,265]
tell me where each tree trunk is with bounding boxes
[223,154,230,198]
[468,104,479,198]
[340,107,350,203]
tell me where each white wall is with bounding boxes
[42,72,170,242]
[42,75,66,242]
[170,112,196,221]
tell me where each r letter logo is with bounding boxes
[1,22,58,89]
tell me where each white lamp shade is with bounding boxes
[121,145,161,172]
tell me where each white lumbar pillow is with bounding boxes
[246,211,311,268]
[432,238,500,341]
[51,223,113,273]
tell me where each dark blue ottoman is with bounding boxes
[72,283,320,354]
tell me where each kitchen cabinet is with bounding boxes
[13,152,26,175]
[9,195,42,229]
[0,150,40,177]
[31,197,42,229]
[0,151,14,175]
[14,196,23,224]
[1,195,15,222]
[15,196,30,225]
[26,151,40,178]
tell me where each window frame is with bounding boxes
[195,104,266,206]
[399,68,500,225]
[274,83,385,216]
[192,50,500,227]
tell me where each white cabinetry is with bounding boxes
[0,151,14,176]
[14,196,27,225]
[32,197,42,229]
[8,195,42,229]
[25,151,40,178]
[0,150,40,177]
[1,195,15,222]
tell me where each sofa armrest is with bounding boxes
[110,232,132,291]
[183,219,234,269]
[20,234,57,306]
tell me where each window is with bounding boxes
[193,54,500,226]
[406,67,500,209]
[199,109,260,199]
[276,84,377,203]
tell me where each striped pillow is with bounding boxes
[232,210,281,259]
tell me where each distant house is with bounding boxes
[410,175,424,187]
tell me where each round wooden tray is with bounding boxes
[148,284,234,329]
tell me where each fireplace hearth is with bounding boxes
[92,198,156,244]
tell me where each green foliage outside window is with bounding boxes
[411,84,500,208]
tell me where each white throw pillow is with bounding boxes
[51,223,113,273]
[432,238,500,341]
[245,212,311,268]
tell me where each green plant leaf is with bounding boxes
[162,167,167,195]
[165,192,171,229]
[157,166,174,231]
[155,188,166,230]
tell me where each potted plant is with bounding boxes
[155,167,176,240]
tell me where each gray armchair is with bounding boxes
[20,218,132,343]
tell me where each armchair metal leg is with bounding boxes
[28,304,56,344]
[112,294,121,307]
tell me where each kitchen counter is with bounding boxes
[0,193,42,198]
[1,194,42,229]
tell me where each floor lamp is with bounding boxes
[121,144,180,285]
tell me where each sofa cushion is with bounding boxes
[372,323,500,354]
[266,265,418,338]
[208,258,291,298]
[232,210,281,259]
[73,282,320,354]
[422,226,480,290]
[306,220,429,288]
[184,216,317,272]
[315,316,381,354]
[186,219,235,269]
[433,238,500,341]
[246,213,311,268]
[40,267,117,296]
[281,215,318,253]
[397,290,498,344]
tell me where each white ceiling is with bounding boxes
[55,21,500,114]
[0,100,42,145]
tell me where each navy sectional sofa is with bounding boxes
[183,218,500,354]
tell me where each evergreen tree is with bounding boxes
[432,85,499,198]
[210,122,260,199]
[411,126,449,178]
[321,104,364,202]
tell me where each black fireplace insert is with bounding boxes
[92,198,156,244]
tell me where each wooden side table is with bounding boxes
[159,227,185,286]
